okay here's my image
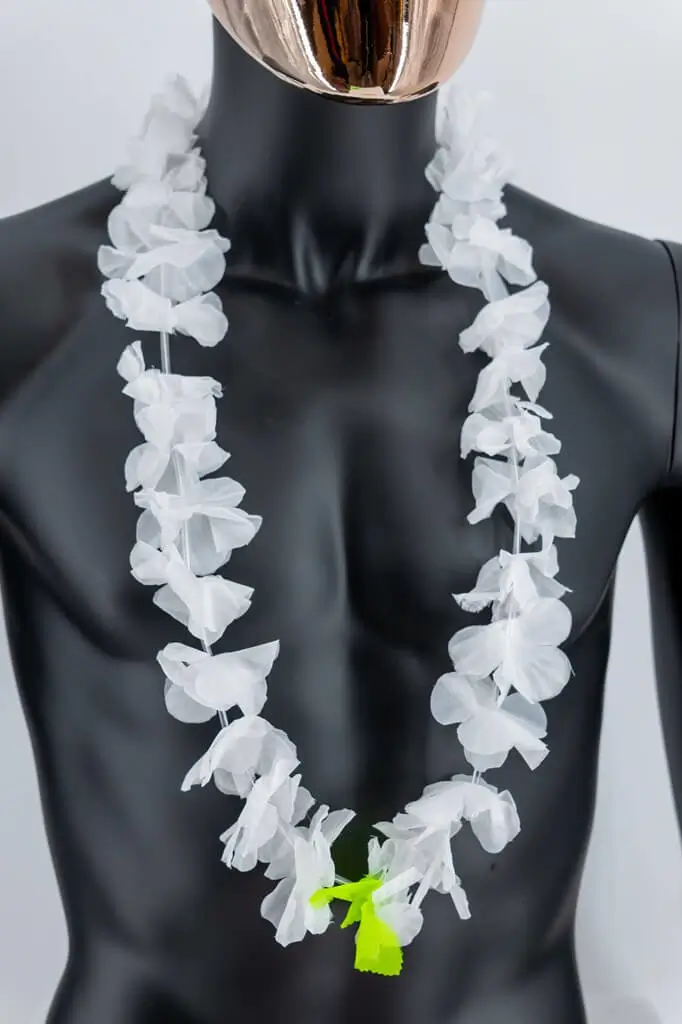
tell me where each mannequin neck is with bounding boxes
[198,21,439,291]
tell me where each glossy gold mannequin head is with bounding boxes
[209,1,485,102]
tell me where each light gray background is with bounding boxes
[0,2,681,1022]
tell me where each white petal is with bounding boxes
[458,696,549,771]
[498,554,540,609]
[449,877,472,920]
[125,443,171,492]
[521,598,572,648]
[430,673,493,725]
[375,901,424,947]
[454,554,503,612]
[468,787,521,854]
[117,340,146,382]
[496,643,572,703]
[459,280,550,357]
[321,808,356,847]
[163,680,215,724]
[260,878,298,942]
[129,539,171,585]
[448,621,506,678]
[181,716,286,793]
[154,554,253,644]
[175,292,229,347]
[467,458,514,524]
[220,760,295,872]
[418,243,442,268]
[193,641,280,715]
[104,278,172,333]
[424,222,455,266]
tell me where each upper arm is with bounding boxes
[655,240,682,479]
[640,237,682,834]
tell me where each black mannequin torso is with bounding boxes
[1,24,681,1024]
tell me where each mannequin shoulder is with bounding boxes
[0,179,116,403]
[504,184,676,316]
[505,184,681,482]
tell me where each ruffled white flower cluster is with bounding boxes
[409,89,577,886]
[98,76,577,971]
[98,77,359,948]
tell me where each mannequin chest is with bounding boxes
[0,271,655,659]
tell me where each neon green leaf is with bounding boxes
[310,875,404,977]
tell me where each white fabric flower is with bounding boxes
[108,179,215,252]
[135,476,262,576]
[220,761,311,873]
[103,278,228,347]
[125,439,228,493]
[99,225,231,304]
[430,673,549,770]
[181,715,299,797]
[431,87,494,178]
[117,348,224,495]
[431,217,536,303]
[440,136,510,207]
[428,191,507,236]
[455,545,568,614]
[152,545,253,645]
[459,280,550,358]
[261,805,356,946]
[372,822,470,920]
[408,776,520,855]
[461,403,560,460]
[378,776,519,868]
[513,457,580,543]
[448,597,573,702]
[468,343,549,410]
[112,76,203,190]
[263,806,355,883]
[157,640,280,723]
[422,138,509,235]
[468,455,579,544]
[121,365,222,452]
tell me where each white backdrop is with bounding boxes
[0,2,681,1022]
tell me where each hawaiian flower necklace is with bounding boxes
[99,77,578,977]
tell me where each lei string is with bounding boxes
[98,76,578,978]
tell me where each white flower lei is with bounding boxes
[98,76,578,977]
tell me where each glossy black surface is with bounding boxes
[0,22,681,1024]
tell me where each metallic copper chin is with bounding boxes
[209,0,485,103]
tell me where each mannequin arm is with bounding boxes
[641,489,682,835]
[640,237,682,835]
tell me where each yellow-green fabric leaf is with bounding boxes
[310,875,404,977]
